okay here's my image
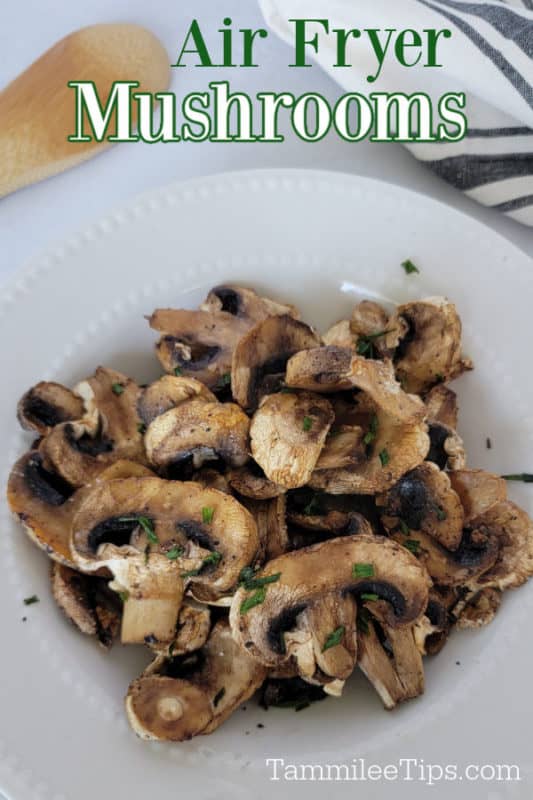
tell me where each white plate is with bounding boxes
[1,170,532,800]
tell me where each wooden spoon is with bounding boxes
[0,24,170,198]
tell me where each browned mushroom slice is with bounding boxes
[474,501,533,591]
[394,297,473,394]
[413,590,451,656]
[71,477,260,623]
[283,592,358,696]
[40,367,145,487]
[227,463,285,499]
[7,453,153,566]
[448,469,507,524]
[392,526,499,587]
[250,392,334,489]
[426,422,466,471]
[351,300,408,360]
[287,508,371,538]
[232,315,321,411]
[125,621,267,741]
[239,495,289,561]
[201,283,299,320]
[144,399,250,473]
[230,533,430,673]
[17,381,84,435]
[424,385,459,430]
[51,562,120,648]
[191,468,231,494]
[315,426,366,470]
[149,286,298,390]
[322,320,354,349]
[149,601,211,657]
[455,587,502,629]
[378,463,464,551]
[137,376,216,426]
[358,614,424,710]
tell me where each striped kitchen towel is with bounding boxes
[259,0,533,226]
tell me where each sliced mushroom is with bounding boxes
[473,501,533,591]
[231,315,321,411]
[230,533,430,673]
[286,347,425,422]
[7,453,153,566]
[71,476,260,614]
[191,468,231,494]
[322,320,354,349]
[378,463,465,551]
[394,297,473,394]
[259,675,327,710]
[426,421,466,471]
[126,621,267,741]
[148,601,211,657]
[239,495,289,561]
[424,385,459,430]
[392,527,499,588]
[413,590,451,656]
[455,587,502,629]
[40,367,145,487]
[137,376,216,426]
[227,463,285,499]
[448,469,507,524]
[144,399,250,473]
[17,381,84,435]
[283,592,358,696]
[351,300,407,360]
[357,613,424,710]
[250,392,334,489]
[149,285,297,389]
[51,562,120,648]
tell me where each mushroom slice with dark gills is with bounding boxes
[454,587,502,629]
[394,297,473,394]
[137,375,216,427]
[144,399,250,474]
[469,501,533,591]
[71,476,260,640]
[51,562,121,649]
[149,285,298,390]
[377,463,465,551]
[250,392,334,489]
[230,533,430,680]
[357,609,424,710]
[413,589,451,656]
[125,621,267,741]
[6,453,153,566]
[17,381,84,435]
[39,367,145,487]
[231,315,321,412]
[424,385,465,471]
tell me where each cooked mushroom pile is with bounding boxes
[7,285,533,740]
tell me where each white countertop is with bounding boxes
[1,0,532,283]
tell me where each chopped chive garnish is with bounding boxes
[404,539,421,555]
[356,330,395,359]
[166,546,184,561]
[138,516,158,544]
[218,372,231,388]
[202,506,215,524]
[137,422,147,434]
[502,473,533,483]
[303,416,313,432]
[181,551,222,578]
[353,563,375,579]
[174,367,183,376]
[360,593,380,602]
[238,566,258,585]
[240,587,267,614]
[357,607,371,635]
[23,595,39,606]
[302,495,321,516]
[435,506,447,521]
[322,625,345,652]
[363,414,379,446]
[111,383,125,395]
[399,519,410,536]
[213,687,226,707]
[402,259,420,275]
[118,591,129,603]
[241,572,281,591]
[379,449,390,467]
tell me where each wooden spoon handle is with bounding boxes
[0,24,169,198]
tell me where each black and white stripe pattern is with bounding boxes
[411,0,533,225]
[261,0,533,226]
